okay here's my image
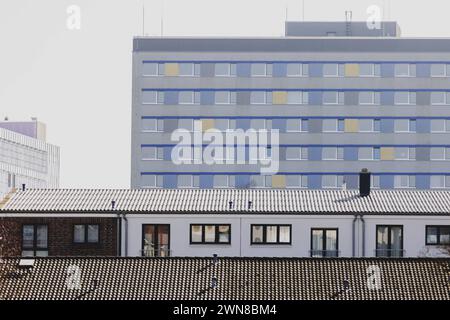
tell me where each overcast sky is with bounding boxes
[0,0,449,189]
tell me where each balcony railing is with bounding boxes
[141,246,171,257]
[375,249,405,257]
[310,250,340,258]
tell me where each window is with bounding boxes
[323,92,344,105]
[251,63,272,76]
[250,119,271,130]
[394,175,416,188]
[142,90,158,104]
[426,226,450,245]
[73,224,99,244]
[286,175,308,188]
[286,119,307,132]
[215,119,236,131]
[215,91,236,104]
[430,176,450,189]
[178,63,196,76]
[311,229,338,257]
[394,119,415,133]
[22,225,48,257]
[359,119,374,132]
[286,147,308,160]
[322,119,338,132]
[287,63,307,77]
[376,225,403,257]
[142,224,170,257]
[358,147,375,160]
[179,91,200,104]
[141,174,163,188]
[430,147,449,161]
[177,175,200,188]
[213,175,235,188]
[323,64,342,77]
[142,147,164,160]
[178,119,195,131]
[322,147,344,160]
[395,147,415,160]
[287,91,308,104]
[142,62,159,76]
[431,92,450,105]
[371,175,380,189]
[251,225,291,244]
[359,63,380,77]
[250,91,271,104]
[431,64,449,77]
[395,64,416,77]
[394,92,416,105]
[250,175,272,188]
[190,224,231,244]
[322,175,344,188]
[431,119,450,133]
[359,92,380,105]
[215,63,236,76]
[142,119,164,132]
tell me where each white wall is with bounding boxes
[122,214,450,258]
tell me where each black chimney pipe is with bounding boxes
[359,168,371,197]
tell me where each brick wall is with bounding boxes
[0,217,118,257]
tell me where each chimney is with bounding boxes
[359,168,371,197]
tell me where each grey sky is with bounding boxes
[0,0,448,188]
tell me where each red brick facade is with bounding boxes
[0,217,118,257]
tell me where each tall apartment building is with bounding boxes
[131,21,450,190]
[0,120,59,200]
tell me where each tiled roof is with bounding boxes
[1,188,450,215]
[0,257,449,300]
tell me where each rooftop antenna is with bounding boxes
[345,11,352,36]
[302,0,305,21]
[160,0,164,36]
[142,4,145,36]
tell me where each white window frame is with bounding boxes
[359,63,379,77]
[213,175,235,188]
[286,119,303,132]
[431,92,449,105]
[250,175,272,188]
[431,64,448,78]
[394,119,412,133]
[322,119,339,132]
[394,175,416,189]
[286,175,308,189]
[214,119,235,131]
[287,91,307,105]
[142,119,162,132]
[286,63,304,77]
[286,147,307,160]
[178,91,196,105]
[430,147,447,161]
[142,63,159,77]
[215,91,233,105]
[177,175,199,188]
[322,147,343,160]
[322,175,344,189]
[395,64,415,77]
[323,92,343,105]
[430,175,449,189]
[323,64,340,77]
[251,63,269,77]
[430,120,448,133]
[178,63,195,76]
[359,119,374,132]
[359,92,379,105]
[141,175,163,188]
[215,63,232,77]
[395,147,413,161]
[142,91,158,105]
[250,91,268,104]
[358,147,375,161]
[142,147,163,161]
[394,92,415,105]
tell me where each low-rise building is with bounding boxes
[1,172,449,258]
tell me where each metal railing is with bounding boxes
[141,246,171,257]
[374,249,405,258]
[309,250,340,258]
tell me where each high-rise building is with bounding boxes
[131,21,450,190]
[0,119,59,200]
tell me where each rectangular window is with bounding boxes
[287,63,307,77]
[250,91,272,104]
[359,63,380,77]
[141,174,163,188]
[177,175,200,188]
[431,119,449,133]
[431,92,450,105]
[287,91,308,104]
[215,91,236,104]
[394,119,415,132]
[22,224,48,257]
[142,90,158,104]
[250,119,271,130]
[359,92,380,105]
[178,63,195,76]
[359,119,374,132]
[286,175,308,188]
[358,147,375,160]
[286,119,305,132]
[250,175,272,188]
[322,147,343,160]
[395,147,415,160]
[215,119,236,131]
[190,224,231,244]
[395,64,416,77]
[142,147,163,160]
[394,92,416,105]
[430,147,447,161]
[286,147,308,160]
[376,225,403,257]
[142,224,170,257]
[179,91,200,104]
[371,175,380,189]
[141,117,163,134]
[394,175,416,188]
[311,229,338,257]
[251,63,272,77]
[251,225,291,244]
[426,226,450,245]
[322,119,338,132]
[323,63,342,77]
[430,175,450,189]
[142,62,159,76]
[431,64,449,77]
[73,224,99,244]
[178,119,195,131]
[213,175,235,188]
[322,175,344,188]
[215,63,236,76]
[323,92,344,105]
